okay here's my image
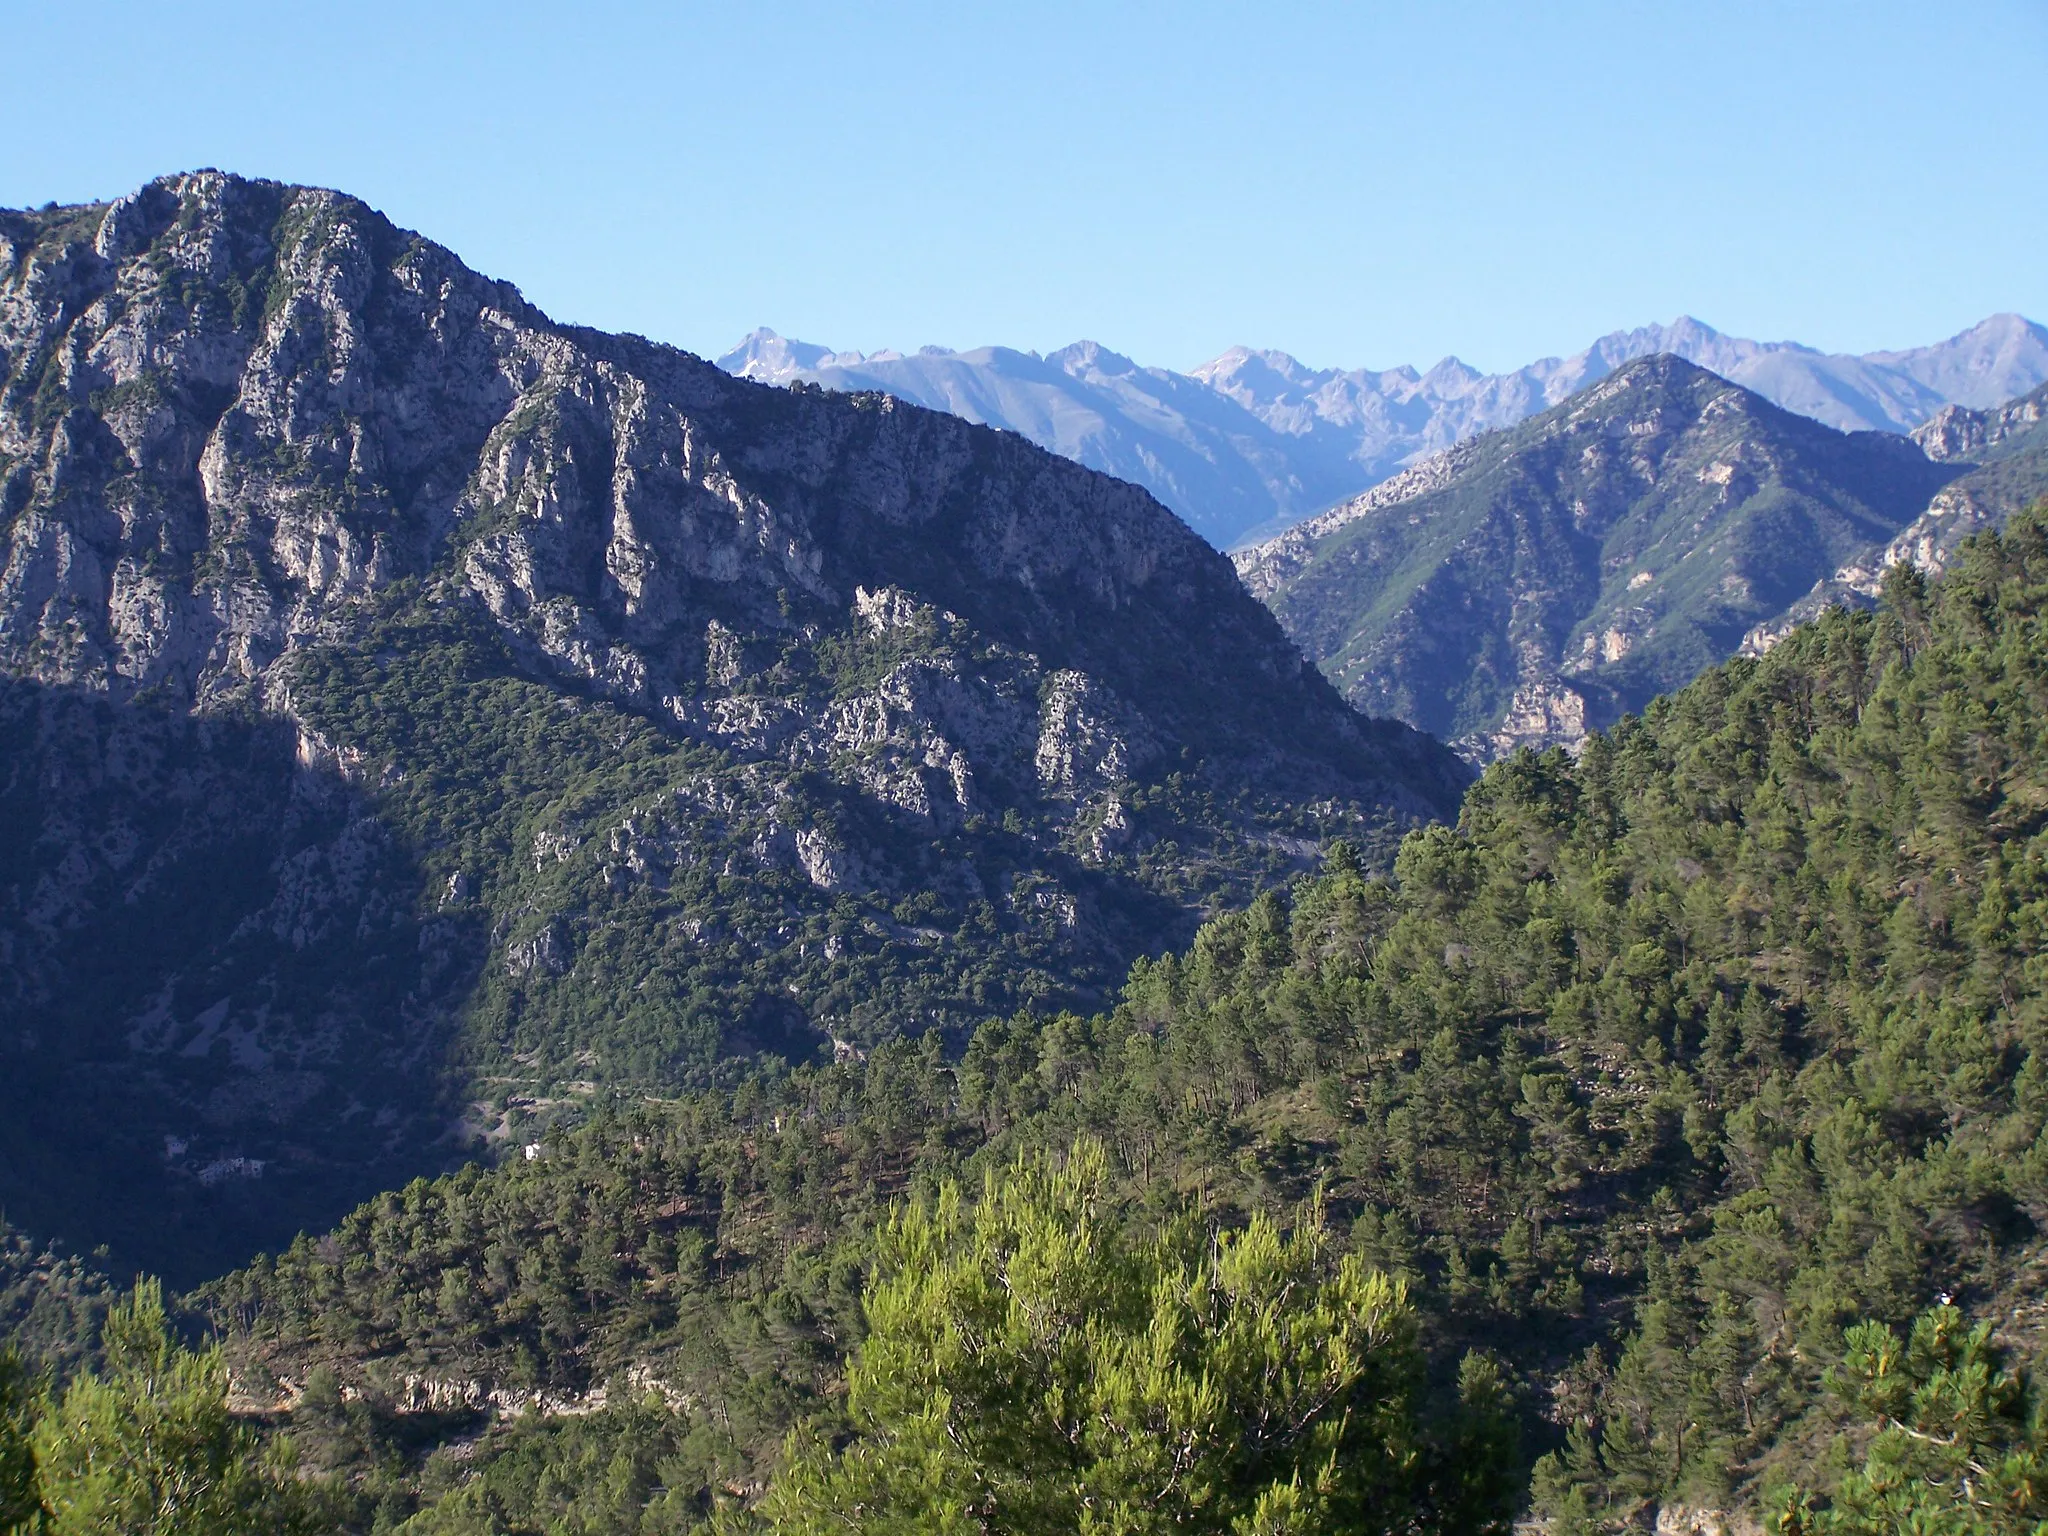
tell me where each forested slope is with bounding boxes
[1233,355,1984,758]
[0,172,1461,1281]
[139,508,2048,1531]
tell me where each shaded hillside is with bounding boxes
[0,172,1464,1279]
[1235,355,1964,755]
[1743,378,2048,651]
[183,509,2048,1533]
[0,679,465,1284]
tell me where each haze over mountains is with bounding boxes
[720,314,2048,549]
[6,159,2048,1534]
[1234,358,2048,761]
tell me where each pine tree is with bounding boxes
[29,1280,312,1536]
[1775,1306,2048,1535]
[757,1139,1515,1534]
[0,1350,46,1535]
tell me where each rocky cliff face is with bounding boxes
[0,173,1465,1277]
[1232,356,1966,758]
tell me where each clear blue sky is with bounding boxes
[4,2,2044,374]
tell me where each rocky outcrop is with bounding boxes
[1230,439,1487,601]
[0,173,1467,1277]
[1464,677,1593,760]
[1741,380,2048,655]
[0,174,1455,798]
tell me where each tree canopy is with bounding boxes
[759,1140,1516,1535]
[27,1281,312,1536]
[22,508,2048,1530]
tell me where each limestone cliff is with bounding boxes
[0,173,1465,1277]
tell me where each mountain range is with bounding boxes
[0,173,1463,1279]
[1233,357,2048,759]
[720,314,2048,548]
[6,168,2048,1536]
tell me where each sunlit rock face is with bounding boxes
[0,173,1466,1278]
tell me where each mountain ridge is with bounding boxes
[1231,353,1976,757]
[0,171,1464,1278]
[720,315,2048,548]
[1739,377,2048,652]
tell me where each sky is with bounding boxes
[3,2,2044,375]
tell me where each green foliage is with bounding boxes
[0,1226,115,1382]
[0,1350,46,1535]
[159,509,2048,1529]
[277,600,1393,1091]
[758,1140,1513,1535]
[1,169,1463,1294]
[29,1280,314,1536]
[1771,1306,2048,1534]
[390,1396,711,1535]
[1261,355,1972,739]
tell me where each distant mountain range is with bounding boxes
[1233,357,2048,760]
[720,315,2048,549]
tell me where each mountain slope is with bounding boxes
[721,316,2048,549]
[1736,379,2048,654]
[715,332,1364,547]
[189,511,2048,1534]
[1233,355,1964,755]
[0,173,1465,1279]
[1867,311,2048,408]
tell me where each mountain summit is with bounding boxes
[0,173,1463,1275]
[1233,355,1970,757]
[722,317,2048,548]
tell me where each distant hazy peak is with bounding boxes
[1190,346,1323,386]
[1868,313,2048,409]
[1873,310,2042,359]
[714,328,913,383]
[1038,339,1127,375]
[716,328,830,382]
[720,314,2048,549]
[723,331,1172,388]
[1418,355,1485,389]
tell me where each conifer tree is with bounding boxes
[1774,1306,2048,1535]
[29,1280,311,1536]
[0,1350,46,1535]
[759,1139,1516,1534]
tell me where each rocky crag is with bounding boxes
[0,173,1465,1278]
[1233,355,1977,758]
